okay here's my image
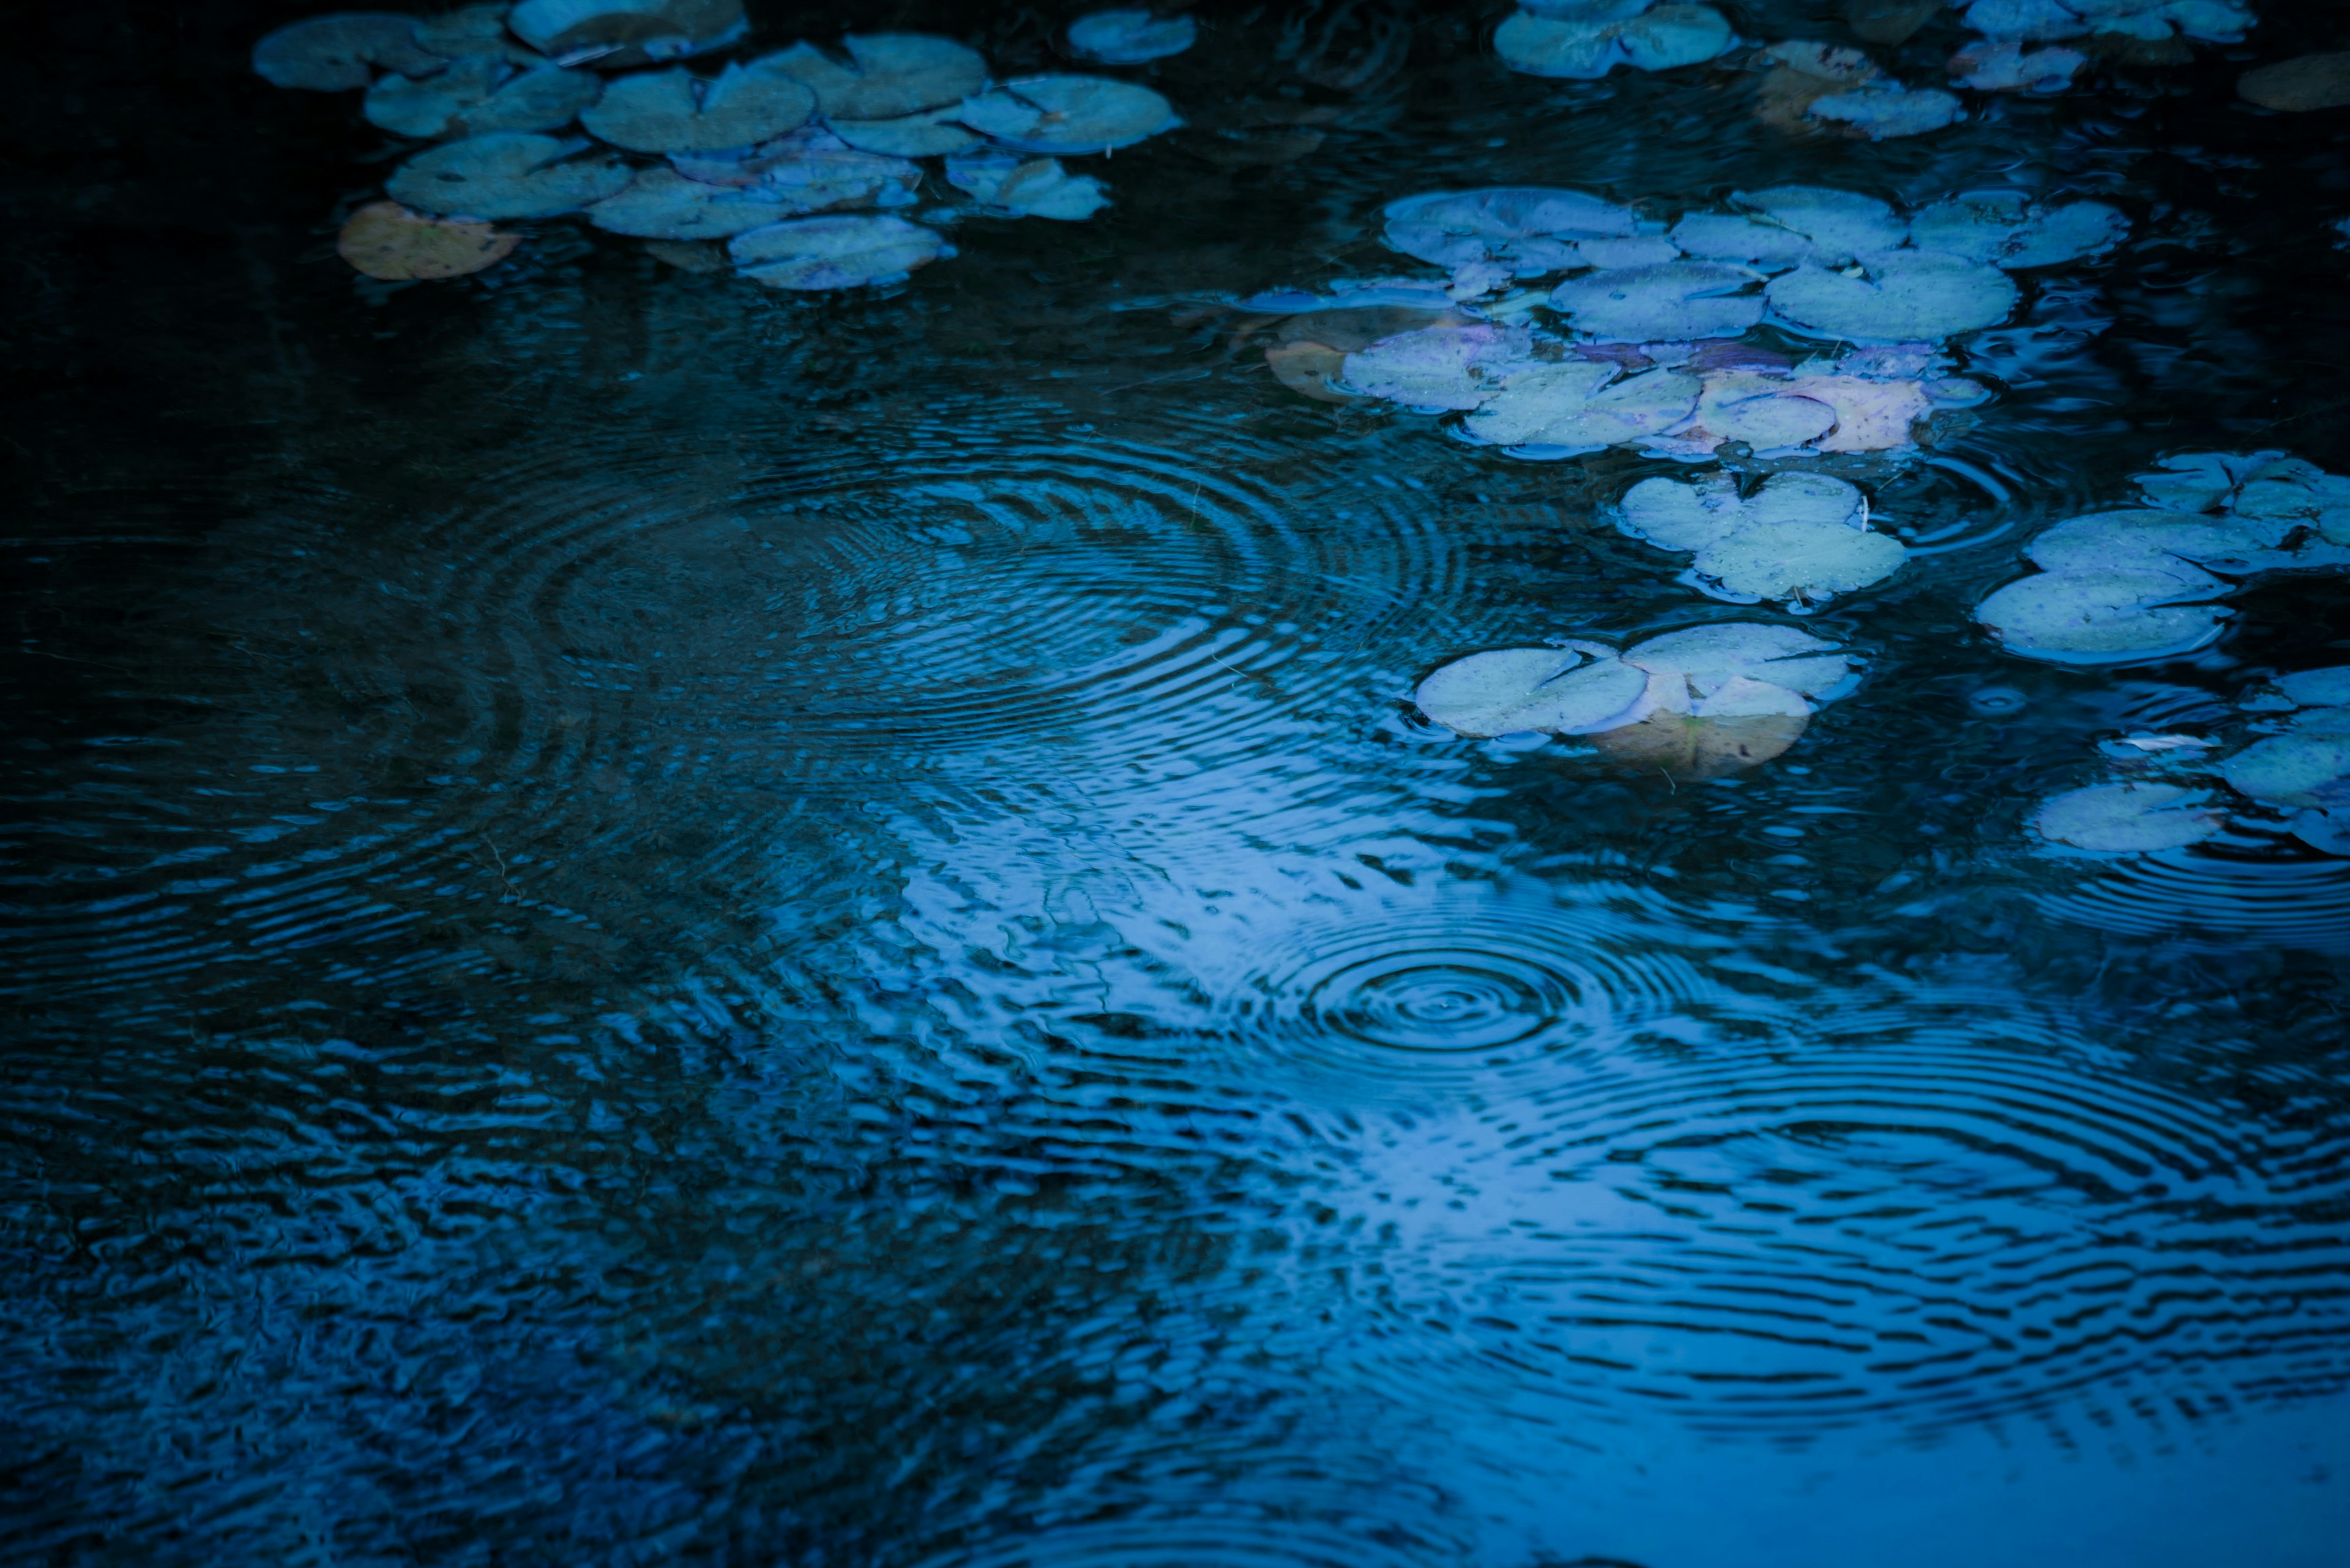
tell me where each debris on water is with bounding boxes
[336,199,519,278]
[1493,3,1736,80]
[253,12,448,89]
[1067,9,1199,64]
[507,0,748,69]
[2033,781,2226,851]
[728,212,953,289]
[957,75,1181,153]
[365,58,604,140]
[579,61,816,152]
[945,151,1111,220]
[387,130,632,218]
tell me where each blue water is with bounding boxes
[5,2,2349,1563]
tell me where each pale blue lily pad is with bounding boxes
[508,0,748,68]
[1807,84,1963,139]
[827,106,985,157]
[1382,187,1639,274]
[1666,213,1819,272]
[957,75,1179,154]
[946,152,1111,220]
[1619,472,1904,603]
[365,59,604,139]
[1462,363,1700,453]
[2277,667,2350,708]
[1729,186,1906,264]
[1622,622,1854,707]
[762,34,990,121]
[1415,642,1653,736]
[253,12,447,89]
[2033,781,2225,851]
[1548,260,1765,341]
[1766,250,2018,342]
[728,213,953,289]
[1974,568,2229,663]
[2132,450,2285,512]
[1340,324,1535,409]
[586,166,801,237]
[1234,280,1463,313]
[675,130,922,212]
[581,62,817,152]
[1493,4,1734,80]
[2223,730,2350,809]
[1067,9,1198,64]
[1907,192,2129,269]
[2024,509,2289,577]
[387,131,632,217]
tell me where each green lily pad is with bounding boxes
[1383,187,1639,273]
[2223,730,2350,808]
[1619,472,1903,603]
[827,106,984,157]
[945,152,1110,220]
[1730,186,1906,263]
[1807,83,1963,138]
[1975,568,2229,662]
[1493,4,1734,79]
[1340,324,1535,410]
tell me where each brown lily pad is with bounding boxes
[2240,53,2350,113]
[1586,709,1808,779]
[337,201,519,280]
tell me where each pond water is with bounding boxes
[7,2,2350,1563]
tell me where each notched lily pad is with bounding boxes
[728,213,953,289]
[1548,260,1765,342]
[1766,250,2018,341]
[957,74,1181,154]
[2034,781,2225,851]
[507,0,747,69]
[828,106,984,157]
[1383,187,1640,275]
[337,199,519,278]
[1068,9,1198,64]
[1340,324,1535,410]
[2223,730,2350,810]
[254,12,447,90]
[1493,4,1735,80]
[1463,362,1701,454]
[1414,642,1653,736]
[581,62,818,152]
[1975,568,2229,662]
[764,34,990,121]
[1619,472,1905,603]
[1907,192,2128,268]
[365,59,604,139]
[945,152,1110,220]
[586,166,800,238]
[1950,39,2086,91]
[675,129,922,212]
[387,131,632,218]
[1807,83,1963,138]
[1729,185,1906,264]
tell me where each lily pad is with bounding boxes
[945,152,1110,220]
[1463,363,1701,453]
[416,4,542,65]
[581,63,818,152]
[1730,186,1906,264]
[2277,666,2350,707]
[1619,472,1904,603]
[1949,39,2087,91]
[2132,449,2281,513]
[1493,4,1735,79]
[1777,371,1933,451]
[2231,460,2350,543]
[507,0,747,69]
[586,167,801,238]
[1340,324,1535,410]
[1414,643,1653,736]
[1906,192,2128,268]
[2034,781,2225,851]
[2024,509,2286,577]
[1685,371,1840,452]
[387,131,632,218]
[1547,260,1766,341]
[956,75,1179,154]
[728,213,953,289]
[253,12,447,90]
[1974,569,2229,662]
[1622,621,1854,706]
[2223,730,2350,808]
[828,106,985,157]
[675,130,922,212]
[762,34,990,121]
[365,59,604,139]
[1667,212,1821,272]
[1807,83,1963,138]
[2240,53,2350,112]
[1586,707,1809,777]
[1382,187,1639,274]
[336,200,518,278]
[1766,251,2018,341]
[1068,9,1198,64]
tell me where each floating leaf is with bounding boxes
[946,152,1111,220]
[387,132,632,218]
[336,200,518,278]
[1619,472,1905,603]
[728,213,953,289]
[2024,509,2287,577]
[644,237,731,271]
[416,4,541,66]
[586,167,800,238]
[2231,460,2350,543]
[763,34,990,121]
[1667,212,1819,272]
[1766,251,2018,341]
[507,0,747,69]
[2240,53,2350,112]
[1730,186,1906,264]
[1975,569,2229,662]
[1414,643,1652,736]
[1340,324,1535,410]
[1907,192,2128,268]
[2277,667,2350,708]
[1586,708,1808,777]
[581,62,817,152]
[828,106,984,157]
[1949,39,2086,91]
[1779,372,1933,451]
[1622,622,1853,702]
[2034,782,2225,851]
[1548,260,1766,341]
[2132,449,2280,513]
[1807,83,1963,138]
[1382,187,1639,273]
[253,12,446,89]
[1492,4,1734,78]
[1259,306,1469,402]
[675,129,922,212]
[1067,9,1198,64]
[1845,0,1942,45]
[1685,371,1840,452]
[365,59,604,139]
[1464,363,1701,453]
[2223,730,2350,809]
[1759,40,1881,81]
[957,75,1179,154]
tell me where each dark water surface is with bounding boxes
[7,2,2350,1563]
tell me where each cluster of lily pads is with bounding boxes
[255,1,1190,285]
[1253,184,2123,467]
[1974,451,2350,663]
[1491,0,1735,80]
[2033,663,2350,857]
[1946,0,2257,93]
[1412,623,1857,776]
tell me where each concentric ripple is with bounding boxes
[2036,827,2350,951]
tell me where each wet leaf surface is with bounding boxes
[335,198,519,278]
